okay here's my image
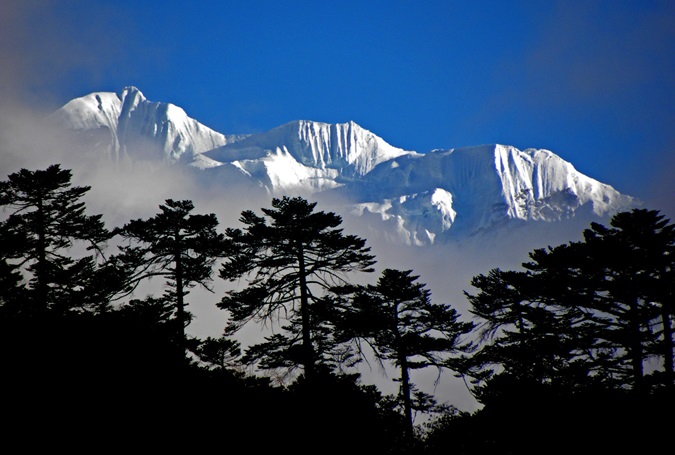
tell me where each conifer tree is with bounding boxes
[466,266,597,392]
[0,164,111,313]
[337,268,475,436]
[117,199,226,359]
[467,209,674,395]
[579,209,674,391]
[219,196,375,383]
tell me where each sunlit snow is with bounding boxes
[51,88,640,246]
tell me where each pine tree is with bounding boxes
[117,199,226,360]
[466,266,599,393]
[0,164,111,313]
[219,196,375,383]
[580,209,675,392]
[467,209,675,395]
[337,268,475,436]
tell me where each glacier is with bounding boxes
[50,87,640,246]
[339,144,636,243]
[49,86,232,163]
[203,119,416,193]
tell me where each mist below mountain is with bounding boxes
[39,86,644,413]
[50,87,639,247]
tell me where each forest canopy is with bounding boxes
[0,165,672,454]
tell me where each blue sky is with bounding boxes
[2,0,673,215]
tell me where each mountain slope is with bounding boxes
[340,144,637,244]
[203,120,415,193]
[49,87,640,246]
[49,86,231,163]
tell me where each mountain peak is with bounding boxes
[49,87,639,246]
[51,87,228,163]
[118,86,146,103]
[203,119,415,192]
[347,143,638,243]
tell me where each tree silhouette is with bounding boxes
[337,268,475,437]
[466,208,675,396]
[219,196,375,383]
[440,209,675,455]
[117,199,226,360]
[3,166,672,452]
[194,335,242,370]
[578,209,674,391]
[466,267,596,392]
[0,164,112,313]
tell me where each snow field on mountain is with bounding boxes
[51,87,639,245]
[51,87,228,163]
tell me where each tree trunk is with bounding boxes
[36,196,47,310]
[658,260,674,390]
[297,242,315,382]
[662,306,674,389]
[399,352,414,437]
[393,306,414,437]
[174,229,186,364]
[628,296,645,393]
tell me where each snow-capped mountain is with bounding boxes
[49,87,234,164]
[339,144,636,244]
[203,120,415,192]
[50,88,640,246]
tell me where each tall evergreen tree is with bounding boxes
[117,199,226,359]
[219,196,375,383]
[337,268,475,436]
[467,208,674,396]
[466,266,600,392]
[0,164,111,313]
[523,211,673,393]
[580,209,674,391]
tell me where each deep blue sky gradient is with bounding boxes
[2,0,673,215]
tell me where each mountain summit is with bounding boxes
[203,119,415,193]
[344,144,636,244]
[49,87,231,163]
[51,88,639,245]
